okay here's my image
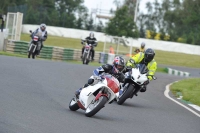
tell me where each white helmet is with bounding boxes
[40,23,46,31]
[89,32,94,38]
[141,42,145,48]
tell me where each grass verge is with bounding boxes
[20,33,200,68]
[170,78,200,106]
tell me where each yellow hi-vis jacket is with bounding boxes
[126,52,157,80]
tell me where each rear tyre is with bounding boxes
[117,84,134,105]
[85,96,108,117]
[69,98,80,111]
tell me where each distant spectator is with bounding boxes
[109,46,115,54]
[140,42,146,52]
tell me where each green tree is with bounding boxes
[105,6,139,38]
[85,17,94,31]
[95,21,104,32]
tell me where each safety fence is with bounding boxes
[4,40,106,62]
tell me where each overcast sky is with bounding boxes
[83,0,154,25]
[84,0,154,14]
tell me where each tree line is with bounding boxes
[0,0,104,32]
[0,0,199,45]
[106,0,200,45]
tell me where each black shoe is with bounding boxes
[75,88,82,98]
[80,56,83,59]
[140,87,146,92]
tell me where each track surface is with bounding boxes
[0,56,200,133]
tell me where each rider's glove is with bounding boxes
[126,59,134,67]
[129,59,135,64]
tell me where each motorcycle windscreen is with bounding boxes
[104,75,120,93]
[137,64,149,74]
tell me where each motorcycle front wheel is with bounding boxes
[85,96,107,117]
[117,84,134,105]
[82,53,90,65]
[69,97,80,111]
[28,45,36,59]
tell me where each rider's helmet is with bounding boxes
[40,23,46,31]
[89,32,94,39]
[112,56,125,73]
[141,42,145,48]
[144,48,155,63]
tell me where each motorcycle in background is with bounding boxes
[28,30,42,59]
[69,73,120,117]
[81,39,97,65]
[116,63,157,105]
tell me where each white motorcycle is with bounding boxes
[116,63,156,105]
[69,73,120,117]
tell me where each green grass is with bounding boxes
[170,78,200,106]
[20,33,200,68]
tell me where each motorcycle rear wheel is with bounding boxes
[85,96,107,117]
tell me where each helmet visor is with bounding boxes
[145,54,154,62]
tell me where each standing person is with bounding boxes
[75,56,126,97]
[140,42,146,53]
[29,23,48,55]
[109,46,115,54]
[125,48,157,93]
[81,32,98,61]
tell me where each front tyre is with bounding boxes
[82,53,87,64]
[28,45,34,58]
[69,98,79,111]
[85,96,108,117]
[117,84,134,105]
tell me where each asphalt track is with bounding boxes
[0,56,199,133]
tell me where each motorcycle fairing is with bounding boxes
[131,67,148,85]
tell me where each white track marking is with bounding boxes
[164,81,200,117]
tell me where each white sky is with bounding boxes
[83,0,154,25]
[83,0,154,14]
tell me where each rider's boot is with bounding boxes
[75,83,89,98]
[140,86,147,92]
[75,88,83,98]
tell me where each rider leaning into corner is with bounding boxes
[29,23,48,55]
[75,56,126,97]
[81,32,98,61]
[124,48,157,93]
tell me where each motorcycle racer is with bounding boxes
[75,56,126,97]
[29,23,48,55]
[125,48,157,92]
[81,32,98,61]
